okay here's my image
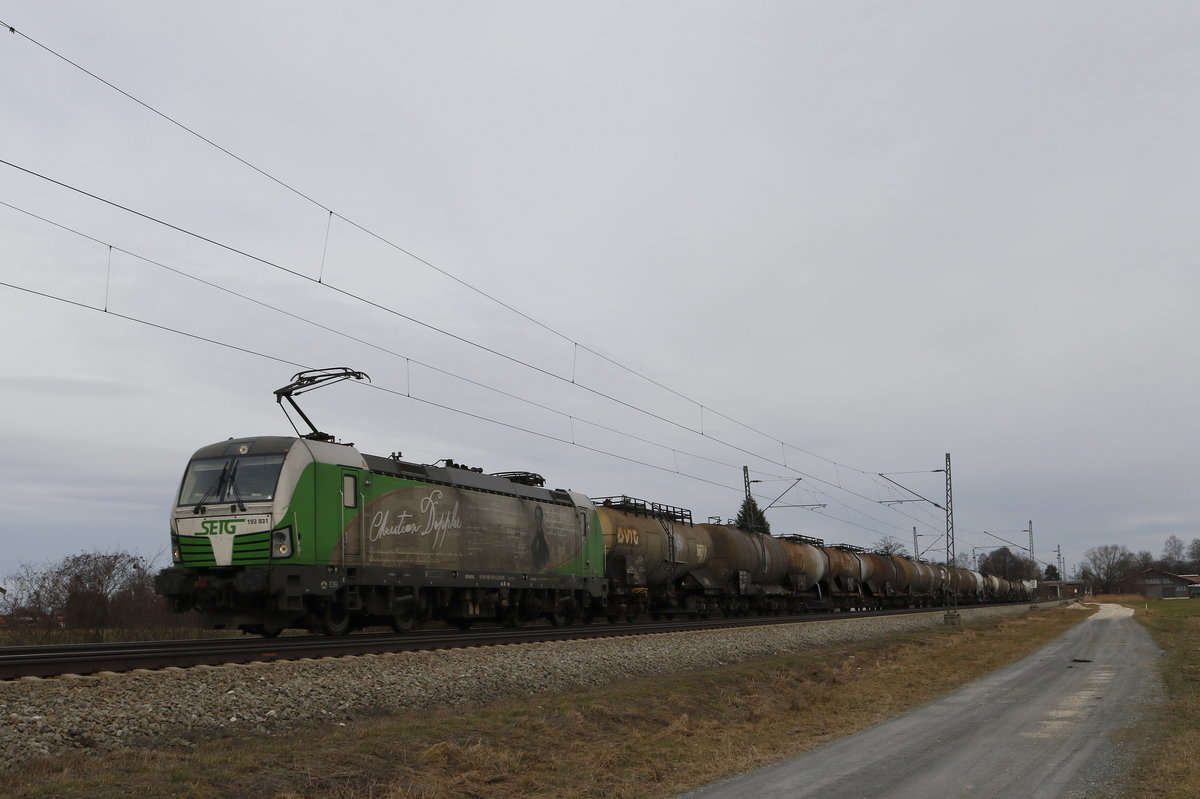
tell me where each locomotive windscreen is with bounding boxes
[177,454,286,507]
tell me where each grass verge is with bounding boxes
[3,605,1088,799]
[1109,595,1200,799]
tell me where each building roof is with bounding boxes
[1136,569,1200,584]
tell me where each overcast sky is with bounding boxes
[2,2,1197,579]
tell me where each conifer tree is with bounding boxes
[735,495,771,535]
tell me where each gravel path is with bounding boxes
[680,603,1156,799]
[1,604,1038,770]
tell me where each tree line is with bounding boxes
[0,549,201,644]
[1077,535,1200,594]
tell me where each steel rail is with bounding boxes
[1,602,1041,680]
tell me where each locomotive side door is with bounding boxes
[340,470,363,561]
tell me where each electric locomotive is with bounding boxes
[154,369,606,636]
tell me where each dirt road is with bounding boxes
[681,604,1160,799]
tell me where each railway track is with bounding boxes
[1,604,1025,680]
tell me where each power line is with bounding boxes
[0,16,929,486]
[0,197,748,476]
[0,170,937,539]
[0,258,922,542]
[0,21,966,542]
[6,272,924,541]
[0,156,712,444]
[0,276,752,497]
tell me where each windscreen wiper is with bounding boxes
[227,460,248,512]
[193,461,230,514]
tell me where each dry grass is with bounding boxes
[1108,596,1200,799]
[2,606,1089,799]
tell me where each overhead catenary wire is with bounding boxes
[0,19,965,544]
[0,17,922,486]
[2,194,936,542]
[0,172,939,541]
[0,197,748,475]
[0,156,711,444]
[0,276,750,501]
[0,272,940,543]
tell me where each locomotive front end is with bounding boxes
[154,436,312,632]
[171,438,294,567]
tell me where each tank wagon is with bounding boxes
[154,369,1033,635]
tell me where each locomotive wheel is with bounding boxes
[321,601,352,636]
[258,626,283,638]
[547,595,576,627]
[448,618,473,630]
[546,606,567,626]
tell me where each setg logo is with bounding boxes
[198,518,244,536]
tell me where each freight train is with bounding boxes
[154,369,1034,636]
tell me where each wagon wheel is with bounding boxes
[390,606,420,633]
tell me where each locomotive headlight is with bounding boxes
[171,541,181,563]
[271,527,294,559]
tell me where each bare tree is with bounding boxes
[872,535,909,557]
[1186,539,1200,573]
[1162,535,1186,573]
[1080,544,1135,594]
[1,549,181,643]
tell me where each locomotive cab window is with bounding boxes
[177,454,286,507]
[342,474,358,508]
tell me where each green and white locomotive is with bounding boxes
[154,369,607,636]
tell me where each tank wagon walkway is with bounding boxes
[681,604,1160,799]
